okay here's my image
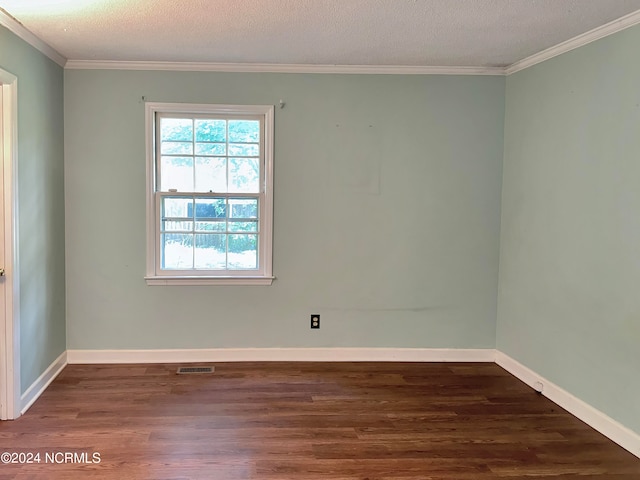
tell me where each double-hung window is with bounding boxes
[145,103,274,285]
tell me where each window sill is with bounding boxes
[145,276,275,286]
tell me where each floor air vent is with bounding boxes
[177,366,215,374]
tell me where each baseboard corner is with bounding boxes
[20,350,67,415]
[495,350,640,459]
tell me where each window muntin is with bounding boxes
[159,195,259,270]
[157,115,261,194]
[145,103,274,284]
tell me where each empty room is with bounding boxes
[0,0,639,478]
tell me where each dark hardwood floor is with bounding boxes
[0,362,638,479]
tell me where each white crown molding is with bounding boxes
[496,351,640,459]
[66,347,496,364]
[506,8,640,75]
[3,5,640,76]
[64,60,505,76]
[0,9,66,67]
[20,351,67,415]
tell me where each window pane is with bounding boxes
[228,234,258,269]
[228,158,260,193]
[194,198,226,218]
[160,157,194,191]
[228,143,259,156]
[161,118,192,141]
[162,220,193,232]
[195,234,226,269]
[195,157,226,192]
[161,233,194,269]
[228,120,259,142]
[161,142,193,155]
[195,221,225,232]
[195,143,226,155]
[229,198,258,219]
[162,197,193,218]
[228,221,258,232]
[195,119,226,142]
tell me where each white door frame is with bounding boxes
[0,68,20,420]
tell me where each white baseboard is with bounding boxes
[20,351,67,415]
[66,347,496,364]
[32,347,640,460]
[495,351,640,459]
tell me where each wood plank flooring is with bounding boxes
[0,362,638,479]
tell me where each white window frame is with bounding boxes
[145,102,274,286]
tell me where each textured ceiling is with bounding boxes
[2,0,640,67]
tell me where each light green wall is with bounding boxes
[64,70,504,349]
[0,26,66,394]
[497,25,640,433]
[6,9,640,440]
